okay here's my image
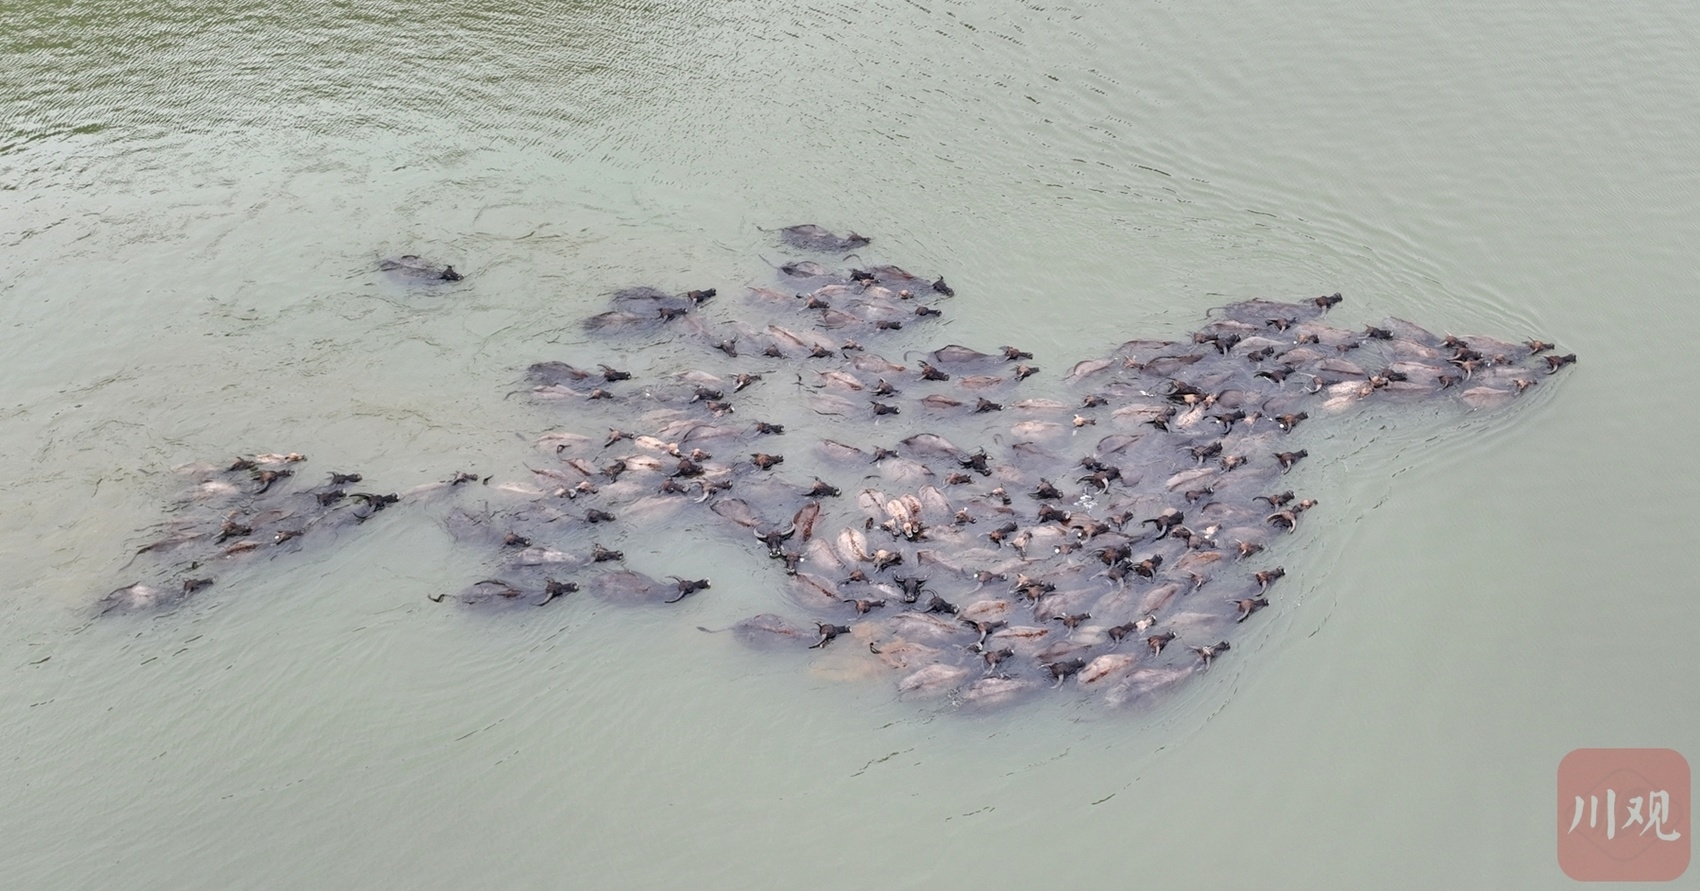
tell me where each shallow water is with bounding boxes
[4,1,1697,887]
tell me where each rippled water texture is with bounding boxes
[4,1,1698,887]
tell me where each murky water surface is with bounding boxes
[4,1,1697,887]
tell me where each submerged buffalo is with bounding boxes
[380,255,464,283]
[773,223,871,254]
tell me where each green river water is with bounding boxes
[3,1,1697,887]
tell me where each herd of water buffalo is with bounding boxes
[102,225,1574,709]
